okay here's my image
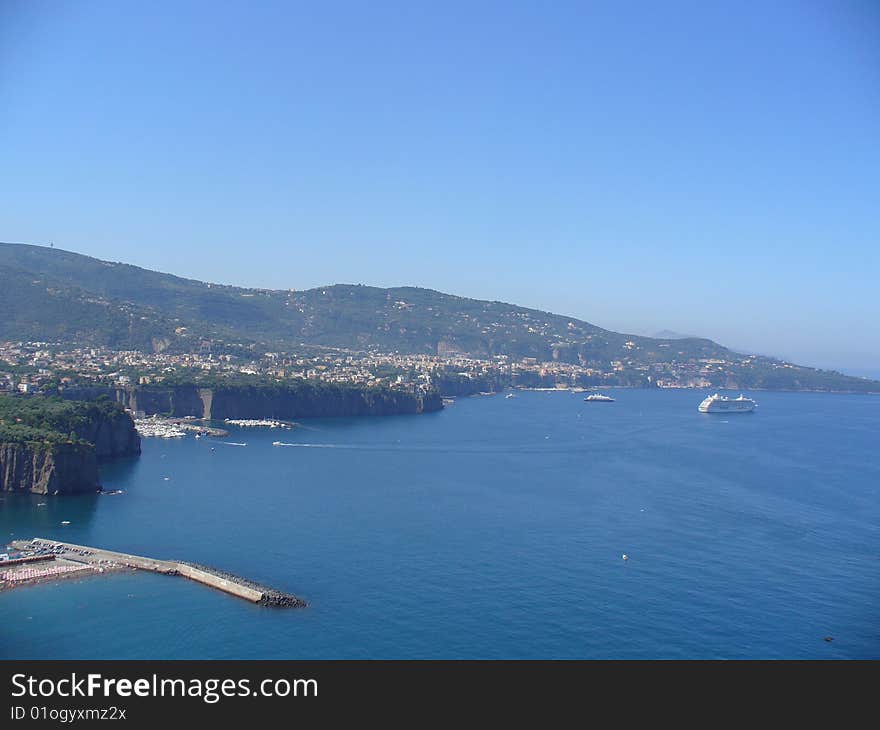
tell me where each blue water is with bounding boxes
[1,389,878,659]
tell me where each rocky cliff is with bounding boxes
[69,383,443,420]
[75,409,141,459]
[0,394,141,495]
[0,441,99,495]
[205,385,443,420]
[432,373,509,396]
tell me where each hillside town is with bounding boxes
[0,339,803,397]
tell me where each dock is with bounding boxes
[6,538,306,608]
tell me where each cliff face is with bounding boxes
[0,395,140,495]
[71,407,141,459]
[48,394,141,459]
[104,384,442,420]
[0,442,99,495]
[418,390,444,414]
[207,386,443,420]
[123,386,206,418]
[432,374,509,396]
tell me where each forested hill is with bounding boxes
[1,242,877,392]
[0,242,732,360]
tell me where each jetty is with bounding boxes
[5,538,305,608]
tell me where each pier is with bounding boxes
[6,538,306,608]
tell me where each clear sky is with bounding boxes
[1,1,878,373]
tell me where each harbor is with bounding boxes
[223,418,295,428]
[2,538,306,608]
[133,415,229,439]
[132,415,295,438]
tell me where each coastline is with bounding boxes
[2,389,877,660]
[503,385,880,395]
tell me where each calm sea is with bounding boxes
[1,389,878,659]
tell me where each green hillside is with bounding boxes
[1,242,877,392]
[0,243,728,359]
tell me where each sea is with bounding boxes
[1,389,878,659]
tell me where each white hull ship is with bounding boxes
[584,393,614,402]
[698,393,756,413]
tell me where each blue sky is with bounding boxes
[1,1,878,373]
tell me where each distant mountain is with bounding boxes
[1,242,877,392]
[652,330,701,340]
[0,242,726,359]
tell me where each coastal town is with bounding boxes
[0,339,790,398]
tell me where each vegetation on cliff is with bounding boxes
[0,395,128,445]
[0,394,140,494]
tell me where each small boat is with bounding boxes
[505,393,516,399]
[272,441,282,446]
[60,521,71,526]
[224,442,247,447]
[584,393,615,402]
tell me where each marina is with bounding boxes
[223,418,294,428]
[134,415,229,439]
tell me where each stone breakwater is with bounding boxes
[178,562,307,608]
[10,539,306,608]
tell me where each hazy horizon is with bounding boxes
[2,1,877,371]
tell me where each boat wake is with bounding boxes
[274,442,337,448]
[269,442,607,455]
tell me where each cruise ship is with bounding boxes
[698,393,756,413]
[584,393,614,402]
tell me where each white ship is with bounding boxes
[698,393,756,413]
[584,393,614,402]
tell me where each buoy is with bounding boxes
[622,554,628,561]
